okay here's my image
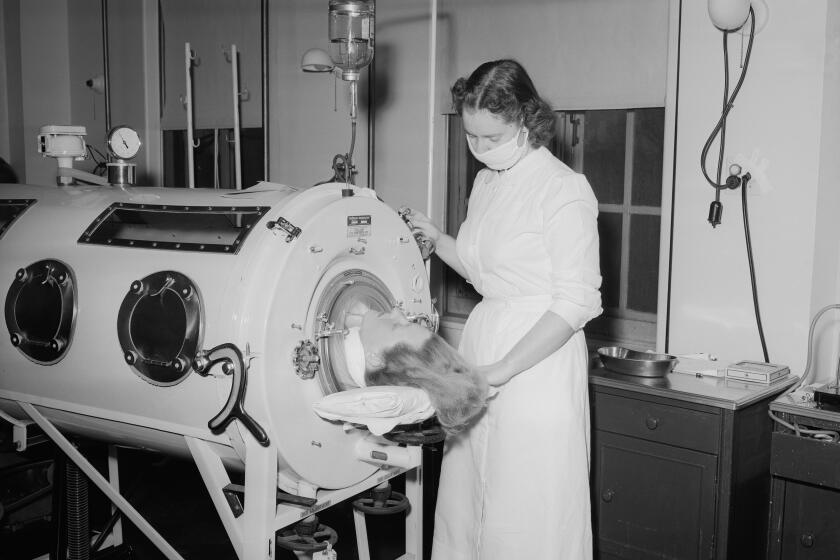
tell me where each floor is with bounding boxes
[0,439,442,560]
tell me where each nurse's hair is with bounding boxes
[451,59,556,148]
[365,334,488,435]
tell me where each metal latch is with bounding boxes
[267,216,302,242]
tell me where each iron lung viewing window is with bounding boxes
[78,203,267,254]
[0,199,35,239]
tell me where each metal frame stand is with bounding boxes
[15,400,424,560]
[352,465,424,560]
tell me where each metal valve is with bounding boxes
[397,206,436,261]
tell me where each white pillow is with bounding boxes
[313,386,434,436]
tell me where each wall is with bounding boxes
[67,0,105,175]
[0,0,24,173]
[18,0,74,186]
[664,0,840,381]
[268,0,370,190]
[439,0,669,110]
[5,1,153,185]
[810,2,840,382]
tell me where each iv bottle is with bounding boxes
[328,0,375,81]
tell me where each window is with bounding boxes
[441,108,665,350]
[163,128,264,189]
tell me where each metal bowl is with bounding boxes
[597,346,677,378]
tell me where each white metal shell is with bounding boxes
[0,181,432,492]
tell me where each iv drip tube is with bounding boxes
[231,44,242,190]
[185,43,196,188]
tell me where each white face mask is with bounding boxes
[467,128,530,171]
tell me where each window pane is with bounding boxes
[443,115,482,319]
[583,110,626,205]
[627,214,661,313]
[632,108,665,206]
[597,211,623,310]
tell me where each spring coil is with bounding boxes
[66,461,90,560]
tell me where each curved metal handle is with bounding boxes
[645,416,660,430]
[193,343,269,447]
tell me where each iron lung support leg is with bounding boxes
[17,401,185,560]
[186,435,278,559]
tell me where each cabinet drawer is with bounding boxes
[771,432,840,490]
[593,392,721,453]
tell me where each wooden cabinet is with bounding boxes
[768,406,840,559]
[590,372,793,559]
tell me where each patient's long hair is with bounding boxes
[365,335,488,435]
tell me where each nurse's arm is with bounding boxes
[478,310,574,386]
[431,232,471,281]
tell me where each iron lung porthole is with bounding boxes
[314,270,394,394]
[117,271,203,386]
[5,259,77,365]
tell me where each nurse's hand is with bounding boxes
[400,207,442,243]
[476,361,516,387]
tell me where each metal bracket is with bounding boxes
[0,408,36,451]
[266,216,302,242]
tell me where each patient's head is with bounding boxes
[344,303,488,435]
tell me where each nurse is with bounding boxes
[404,59,602,559]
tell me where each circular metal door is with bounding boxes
[117,271,203,386]
[5,259,77,365]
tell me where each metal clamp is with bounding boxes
[266,216,302,242]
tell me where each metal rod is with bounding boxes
[185,42,195,188]
[101,0,112,142]
[18,402,185,560]
[261,0,269,181]
[214,128,219,188]
[231,44,242,190]
[425,0,438,279]
[425,0,437,222]
[367,56,375,190]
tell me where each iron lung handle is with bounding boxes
[193,343,270,447]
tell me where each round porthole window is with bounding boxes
[313,270,394,394]
[117,271,203,386]
[5,259,77,365]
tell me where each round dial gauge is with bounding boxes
[107,126,141,160]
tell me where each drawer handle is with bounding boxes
[800,532,815,548]
[645,416,660,430]
[601,489,615,503]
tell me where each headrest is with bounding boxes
[344,326,367,387]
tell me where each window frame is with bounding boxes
[438,107,666,351]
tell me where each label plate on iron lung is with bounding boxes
[347,215,371,238]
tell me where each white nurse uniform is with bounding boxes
[431,146,602,560]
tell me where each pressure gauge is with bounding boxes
[107,126,141,160]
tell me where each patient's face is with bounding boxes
[360,308,433,361]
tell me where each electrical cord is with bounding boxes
[700,7,756,193]
[740,175,769,362]
[769,304,840,440]
[767,410,840,442]
[712,30,731,210]
[699,8,768,362]
[784,304,840,394]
